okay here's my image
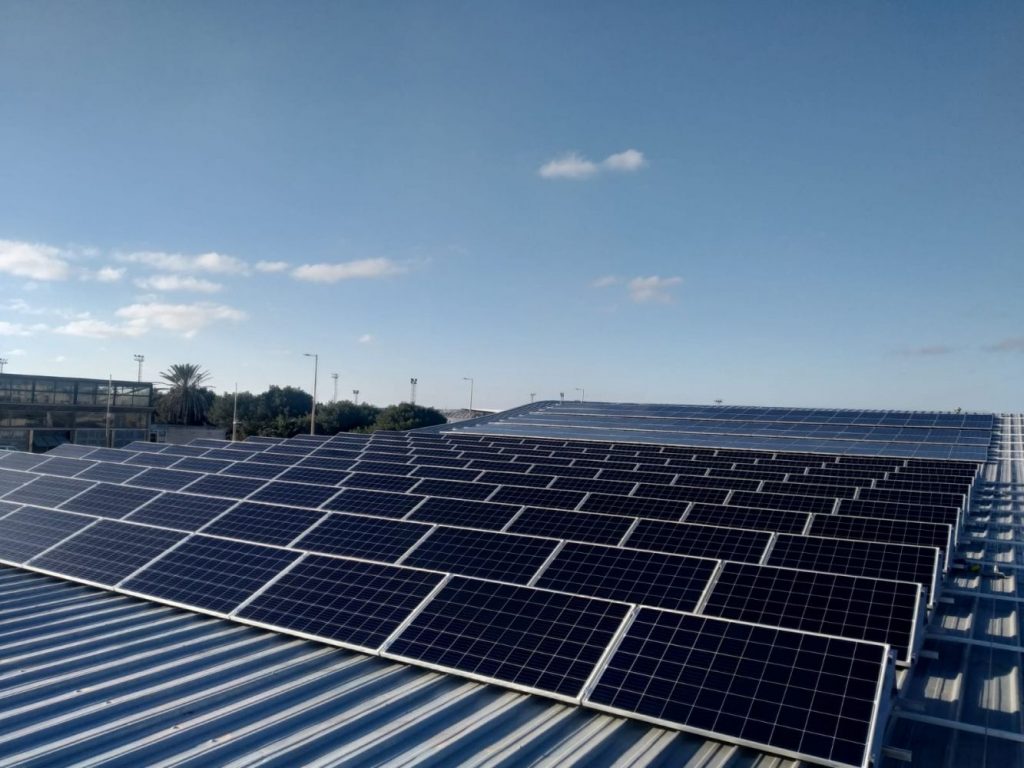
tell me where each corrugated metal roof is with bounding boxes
[0,565,796,768]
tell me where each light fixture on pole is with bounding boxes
[352,389,360,405]
[462,377,474,412]
[331,373,339,402]
[410,377,418,405]
[231,382,239,442]
[0,357,7,374]
[575,387,585,403]
[559,391,564,405]
[530,392,536,403]
[303,353,319,435]
[133,354,145,382]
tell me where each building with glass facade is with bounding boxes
[0,373,153,452]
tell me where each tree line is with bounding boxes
[154,363,446,438]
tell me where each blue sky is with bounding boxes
[0,2,1021,412]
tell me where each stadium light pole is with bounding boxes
[133,354,144,382]
[410,377,418,405]
[231,382,239,442]
[576,387,585,403]
[463,377,474,412]
[331,373,339,402]
[303,353,318,435]
[559,391,564,405]
[352,389,359,405]
[0,358,7,374]
[530,392,536,403]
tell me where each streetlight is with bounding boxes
[133,354,145,382]
[576,387,585,403]
[410,377,418,405]
[559,391,564,405]
[231,382,239,442]
[530,392,536,403]
[463,377,474,412]
[303,352,318,435]
[352,389,360,405]
[331,373,339,402]
[0,358,7,374]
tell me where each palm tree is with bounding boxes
[159,363,214,425]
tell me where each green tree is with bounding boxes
[157,363,215,425]
[371,402,446,432]
[316,400,380,434]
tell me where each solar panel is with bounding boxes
[768,534,940,599]
[126,468,205,491]
[236,555,446,651]
[292,512,432,562]
[385,576,630,699]
[126,492,238,531]
[401,526,558,583]
[578,493,690,521]
[702,561,919,663]
[633,483,731,505]
[75,462,145,483]
[761,480,857,499]
[506,507,635,546]
[121,535,300,614]
[245,481,340,509]
[835,498,960,528]
[58,483,161,519]
[32,457,96,477]
[0,507,95,563]
[125,451,184,468]
[626,519,772,563]
[41,443,97,458]
[685,503,810,534]
[807,514,953,555]
[171,457,235,473]
[200,501,326,547]
[586,609,887,768]
[0,452,50,471]
[82,447,132,462]
[487,485,587,511]
[30,519,187,586]
[0,468,35,495]
[320,488,425,519]
[536,542,718,612]
[411,465,481,482]
[277,466,350,485]
[340,472,422,493]
[408,478,499,501]
[182,474,267,499]
[219,460,287,480]
[856,488,964,509]
[0,500,22,518]
[727,490,839,514]
[549,476,637,496]
[3,475,95,507]
[408,496,521,530]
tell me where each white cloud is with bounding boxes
[54,355,66,362]
[358,333,374,344]
[602,149,646,172]
[54,317,136,339]
[591,275,621,288]
[5,348,27,356]
[0,239,72,280]
[539,153,600,180]
[134,274,223,293]
[291,258,406,283]
[115,302,246,338]
[0,321,46,336]
[119,250,249,275]
[94,266,125,282]
[255,260,289,273]
[627,275,682,304]
[539,148,647,180]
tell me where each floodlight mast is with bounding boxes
[304,353,318,435]
[576,387,584,403]
[352,389,360,405]
[231,383,239,442]
[0,358,7,374]
[410,378,418,405]
[530,392,536,403]
[133,354,145,382]
[331,373,339,403]
[463,377,474,412]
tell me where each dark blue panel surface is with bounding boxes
[0,507,95,563]
[126,492,237,531]
[401,527,558,584]
[59,483,161,519]
[293,512,431,562]
[201,501,325,547]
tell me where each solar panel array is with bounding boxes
[0,413,987,768]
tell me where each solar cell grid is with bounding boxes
[529,464,600,479]
[203,448,260,462]
[200,501,325,547]
[276,466,350,485]
[247,452,307,466]
[409,478,499,501]
[0,506,95,563]
[126,492,238,531]
[536,542,718,612]
[121,535,300,614]
[626,519,772,563]
[702,561,918,663]
[341,473,423,493]
[295,455,356,470]
[410,465,481,483]
[171,457,235,473]
[30,519,186,586]
[3,475,95,507]
[507,507,635,546]
[598,468,679,484]
[634,484,730,505]
[59,482,160,519]
[160,445,212,457]
[728,490,839,515]
[857,488,964,508]
[351,460,412,476]
[580,492,690,521]
[549,476,637,496]
[44,443,97,458]
[685,503,810,534]
[761,480,858,499]
[408,496,521,531]
[219,461,287,480]
[32,457,96,477]
[808,514,952,554]
[321,488,425,518]
[75,462,145,483]
[183,474,267,499]
[586,609,886,768]
[405,455,471,469]
[385,576,630,699]
[237,555,446,650]
[0,468,35,495]
[476,470,552,488]
[466,459,521,472]
[489,485,585,511]
[836,499,960,527]
[246,481,340,509]
[81,448,132,463]
[293,512,432,562]
[401,526,558,584]
[0,500,22,518]
[126,468,205,491]
[124,452,182,468]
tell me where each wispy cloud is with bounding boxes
[987,337,1024,352]
[0,321,43,336]
[255,260,289,273]
[118,250,250,275]
[628,275,682,304]
[4,348,27,356]
[54,302,246,339]
[291,258,406,283]
[0,239,72,280]
[358,333,374,344]
[54,317,138,339]
[539,148,647,180]
[92,266,125,282]
[134,274,223,293]
[590,275,621,288]
[896,345,958,356]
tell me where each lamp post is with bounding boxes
[331,373,339,402]
[0,358,7,374]
[463,377,474,412]
[231,382,239,442]
[303,352,318,435]
[530,392,536,403]
[576,387,585,403]
[410,378,418,405]
[352,389,360,405]
[133,354,145,382]
[559,391,564,405]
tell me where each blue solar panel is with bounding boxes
[0,452,50,471]
[30,520,186,586]
[32,457,96,477]
[124,451,182,468]
[59,483,161,519]
[0,507,95,563]
[507,507,635,546]
[401,527,558,584]
[75,462,145,483]
[625,519,772,563]
[182,474,267,499]
[408,497,520,531]
[0,468,35,495]
[121,535,300,614]
[246,481,340,509]
[200,501,325,547]
[386,576,630,699]
[237,555,446,650]
[3,476,96,507]
[320,488,425,518]
[126,468,205,491]
[171,457,235,473]
[293,512,432,562]
[126,492,238,531]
